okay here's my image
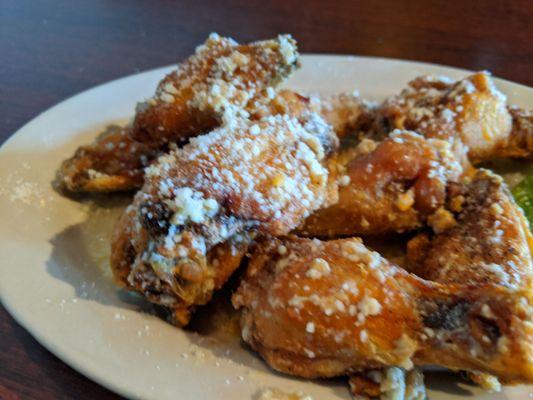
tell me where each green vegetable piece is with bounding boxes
[512,175,533,226]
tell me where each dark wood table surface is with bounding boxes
[1,1,532,398]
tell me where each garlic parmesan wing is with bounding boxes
[58,34,300,193]
[375,72,516,163]
[132,33,299,145]
[110,113,337,325]
[299,130,468,237]
[407,169,533,288]
[233,236,533,384]
[405,168,533,392]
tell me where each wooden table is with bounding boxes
[1,1,531,398]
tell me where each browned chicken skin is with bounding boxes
[374,72,533,164]
[110,113,337,325]
[404,168,533,393]
[407,169,533,288]
[498,106,533,160]
[57,34,299,193]
[374,72,514,163]
[254,89,375,140]
[233,236,533,384]
[57,126,159,192]
[299,130,468,237]
[132,33,299,145]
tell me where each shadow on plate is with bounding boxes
[45,194,351,398]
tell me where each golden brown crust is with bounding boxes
[375,72,514,163]
[233,236,533,384]
[132,34,300,145]
[299,131,468,237]
[57,126,158,192]
[111,202,248,325]
[407,169,533,288]
[110,113,337,325]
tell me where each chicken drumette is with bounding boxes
[233,236,533,384]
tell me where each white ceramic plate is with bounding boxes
[0,55,531,400]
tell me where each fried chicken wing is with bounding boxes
[404,168,533,392]
[132,33,299,145]
[57,126,158,192]
[110,113,337,325]
[375,72,517,163]
[233,236,533,384]
[58,34,299,193]
[407,169,533,287]
[299,130,468,237]
[496,106,533,160]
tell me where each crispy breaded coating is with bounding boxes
[375,72,515,163]
[407,169,533,288]
[132,33,299,145]
[58,34,300,193]
[233,236,533,384]
[299,130,468,237]
[57,126,158,192]
[110,113,337,325]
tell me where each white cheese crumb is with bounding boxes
[306,258,331,279]
[277,245,287,255]
[304,348,316,358]
[250,124,261,135]
[358,296,382,317]
[338,175,351,186]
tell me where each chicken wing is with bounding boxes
[407,168,533,287]
[110,113,338,325]
[299,130,469,237]
[233,236,533,384]
[58,34,299,193]
[375,72,518,163]
[132,33,299,145]
[57,125,159,192]
[404,168,533,392]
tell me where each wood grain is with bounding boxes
[0,0,531,398]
